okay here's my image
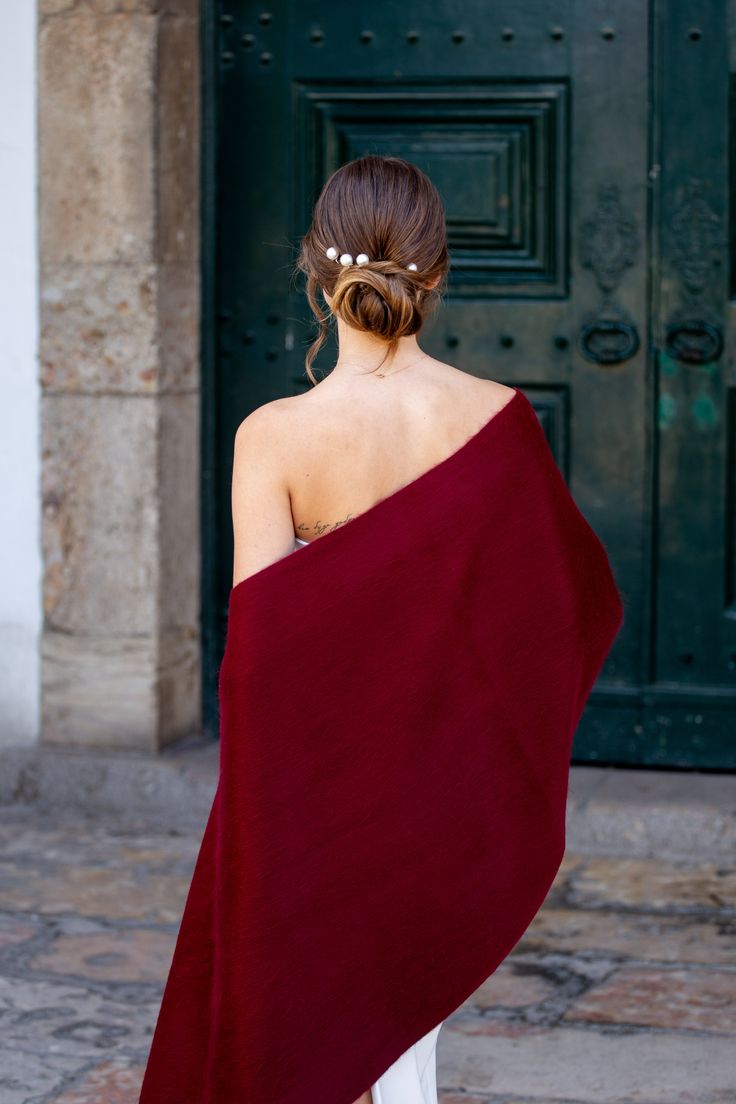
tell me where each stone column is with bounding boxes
[38,0,201,751]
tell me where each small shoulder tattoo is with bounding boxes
[296,513,357,539]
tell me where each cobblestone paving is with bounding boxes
[0,807,734,1104]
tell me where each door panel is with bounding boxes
[650,1,735,762]
[205,0,736,766]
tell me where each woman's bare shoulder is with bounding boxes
[234,369,516,446]
[471,376,517,404]
[233,394,309,450]
[236,385,344,450]
[427,361,517,408]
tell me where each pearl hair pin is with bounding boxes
[326,246,418,271]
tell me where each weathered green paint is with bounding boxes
[660,351,679,377]
[658,392,677,430]
[202,0,736,767]
[692,392,719,430]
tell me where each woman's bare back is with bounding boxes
[285,361,516,544]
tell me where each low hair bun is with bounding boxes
[295,155,449,384]
[330,262,421,345]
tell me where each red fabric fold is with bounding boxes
[139,387,624,1103]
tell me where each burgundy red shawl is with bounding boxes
[139,386,623,1104]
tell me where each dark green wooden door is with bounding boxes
[203,0,736,767]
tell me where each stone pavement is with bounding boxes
[0,785,734,1103]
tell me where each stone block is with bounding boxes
[0,916,39,949]
[158,14,200,265]
[0,1045,81,1104]
[518,905,736,964]
[0,973,157,1057]
[568,854,736,912]
[41,2,158,13]
[438,1022,736,1102]
[438,1095,486,1104]
[42,630,159,749]
[39,13,155,264]
[158,389,200,623]
[56,1,201,13]
[464,961,557,1011]
[157,625,202,748]
[42,394,158,634]
[28,927,175,982]
[157,263,200,390]
[160,0,198,14]
[0,847,189,919]
[0,741,217,823]
[40,262,199,393]
[40,263,158,392]
[563,965,736,1033]
[567,766,736,861]
[41,627,200,750]
[48,1062,146,1104]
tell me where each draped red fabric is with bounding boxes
[138,386,624,1104]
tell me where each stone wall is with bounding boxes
[38,0,201,750]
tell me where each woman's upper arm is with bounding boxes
[230,403,295,587]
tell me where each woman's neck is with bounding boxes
[328,318,426,379]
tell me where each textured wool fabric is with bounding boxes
[138,386,624,1104]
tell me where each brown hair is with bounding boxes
[295,155,449,384]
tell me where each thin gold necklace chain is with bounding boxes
[334,352,431,379]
